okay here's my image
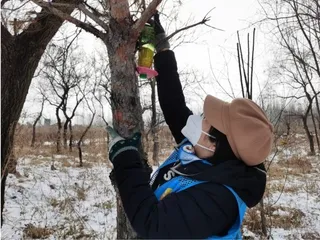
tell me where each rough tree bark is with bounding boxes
[1,1,75,224]
[106,21,149,240]
[104,2,161,238]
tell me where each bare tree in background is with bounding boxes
[1,0,76,223]
[31,95,46,147]
[260,0,320,153]
[42,34,89,153]
[77,81,97,167]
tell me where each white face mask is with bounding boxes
[181,115,215,152]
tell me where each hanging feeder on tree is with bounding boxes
[136,23,158,80]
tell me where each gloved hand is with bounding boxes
[152,11,170,52]
[106,126,142,163]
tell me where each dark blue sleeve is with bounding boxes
[154,50,192,144]
[113,150,238,239]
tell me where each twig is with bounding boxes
[164,13,221,43]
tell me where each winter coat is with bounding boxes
[152,139,247,239]
[112,50,266,239]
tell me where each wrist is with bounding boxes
[110,146,139,163]
[112,149,141,168]
[157,48,170,52]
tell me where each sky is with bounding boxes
[20,0,278,125]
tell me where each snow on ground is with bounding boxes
[2,159,117,240]
[2,142,320,239]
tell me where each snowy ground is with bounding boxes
[2,139,320,239]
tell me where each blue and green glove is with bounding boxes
[107,126,142,162]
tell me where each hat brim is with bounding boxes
[203,95,229,135]
[203,95,241,160]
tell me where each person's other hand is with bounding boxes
[106,126,141,163]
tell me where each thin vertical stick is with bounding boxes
[250,28,256,100]
[237,43,245,98]
[247,32,251,99]
[237,31,249,98]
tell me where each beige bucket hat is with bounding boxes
[203,95,274,166]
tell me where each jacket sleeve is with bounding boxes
[113,150,238,239]
[154,50,192,144]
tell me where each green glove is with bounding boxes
[106,126,141,162]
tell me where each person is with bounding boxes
[107,12,274,239]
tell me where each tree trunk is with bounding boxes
[150,79,159,165]
[78,142,83,167]
[153,134,160,166]
[310,107,320,150]
[63,119,69,149]
[144,132,150,153]
[31,122,37,148]
[302,115,315,155]
[31,114,42,148]
[1,2,75,223]
[78,113,95,167]
[260,198,268,236]
[31,97,45,147]
[56,107,62,153]
[68,120,73,152]
[105,17,152,239]
[286,122,291,136]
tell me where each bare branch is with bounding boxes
[31,0,106,40]
[278,95,306,100]
[132,0,162,34]
[77,4,109,31]
[164,14,213,43]
[2,0,30,11]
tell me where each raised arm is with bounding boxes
[149,12,192,144]
[154,50,192,144]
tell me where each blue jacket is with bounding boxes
[112,50,266,239]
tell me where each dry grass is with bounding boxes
[301,232,320,239]
[93,200,113,210]
[266,181,300,195]
[278,155,313,174]
[23,224,54,239]
[267,163,287,180]
[49,197,76,213]
[76,188,86,201]
[243,205,305,234]
[267,205,305,230]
